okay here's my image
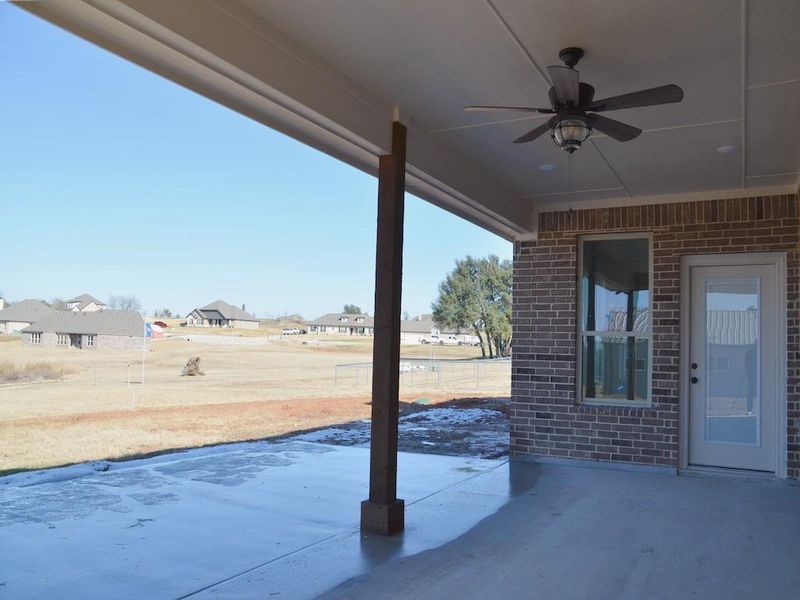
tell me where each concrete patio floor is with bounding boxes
[1,441,798,600]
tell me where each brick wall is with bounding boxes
[512,194,800,477]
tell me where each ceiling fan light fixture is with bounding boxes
[551,115,592,153]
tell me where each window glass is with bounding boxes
[581,238,650,333]
[580,237,651,403]
[581,336,649,402]
[704,278,759,444]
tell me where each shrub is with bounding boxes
[0,362,76,384]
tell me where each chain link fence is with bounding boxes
[334,357,511,393]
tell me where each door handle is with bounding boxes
[690,376,698,384]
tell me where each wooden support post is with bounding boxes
[361,121,406,536]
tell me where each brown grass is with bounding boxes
[0,335,509,473]
[0,361,77,384]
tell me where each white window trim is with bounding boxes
[576,232,654,407]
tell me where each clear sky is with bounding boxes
[0,4,511,319]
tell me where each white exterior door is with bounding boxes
[688,263,779,472]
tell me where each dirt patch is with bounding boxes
[290,397,509,459]
[0,392,494,473]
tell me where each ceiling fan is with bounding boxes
[464,47,684,153]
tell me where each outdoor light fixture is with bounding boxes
[466,47,683,153]
[550,115,592,153]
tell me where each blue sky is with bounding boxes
[0,4,510,318]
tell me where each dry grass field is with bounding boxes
[0,332,509,473]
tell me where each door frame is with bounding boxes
[679,252,788,478]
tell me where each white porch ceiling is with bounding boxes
[18,0,800,237]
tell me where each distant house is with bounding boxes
[185,300,259,329]
[400,314,478,345]
[66,293,106,312]
[0,299,56,335]
[22,310,144,350]
[307,311,478,343]
[308,313,374,335]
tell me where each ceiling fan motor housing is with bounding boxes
[558,47,584,68]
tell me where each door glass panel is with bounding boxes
[704,278,759,445]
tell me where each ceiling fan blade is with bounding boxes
[512,121,551,144]
[590,84,684,112]
[588,114,642,142]
[463,105,553,113]
[547,65,580,106]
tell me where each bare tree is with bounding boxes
[108,295,142,311]
[49,297,68,310]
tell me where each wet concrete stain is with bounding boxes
[0,480,127,527]
[155,451,295,486]
[126,518,154,528]
[1,443,333,527]
[128,492,180,506]
[78,469,168,490]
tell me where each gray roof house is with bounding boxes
[399,314,478,344]
[186,300,259,329]
[22,310,144,350]
[0,299,56,334]
[307,312,478,342]
[308,313,374,335]
[66,293,106,312]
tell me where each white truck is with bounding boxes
[420,334,459,345]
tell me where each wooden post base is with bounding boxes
[360,499,405,536]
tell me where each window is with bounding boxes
[57,333,68,346]
[31,333,41,345]
[86,335,95,348]
[578,235,652,405]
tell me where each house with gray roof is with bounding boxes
[307,312,479,343]
[66,293,106,312]
[400,314,478,345]
[0,299,56,335]
[186,300,259,329]
[308,313,374,335]
[22,310,144,350]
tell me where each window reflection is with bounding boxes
[581,239,650,333]
[581,337,649,401]
[704,279,759,445]
[580,237,651,403]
